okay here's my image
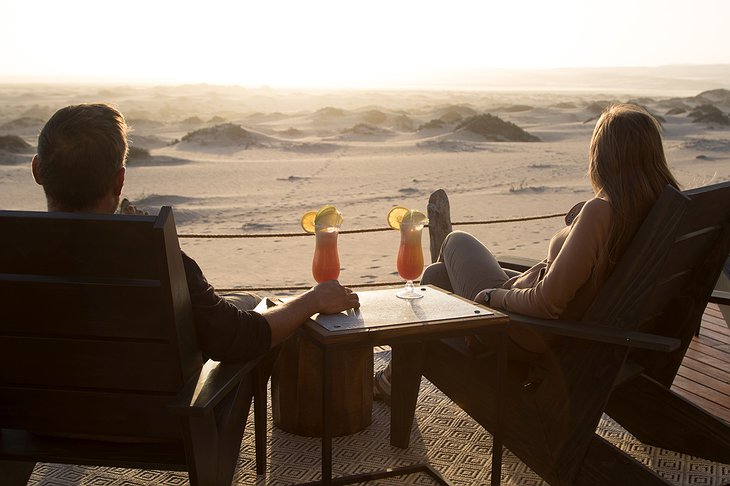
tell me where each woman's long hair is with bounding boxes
[588,103,679,264]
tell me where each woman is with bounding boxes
[374,103,680,402]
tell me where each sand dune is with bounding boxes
[0,83,728,289]
[0,134,33,165]
[0,117,44,134]
[178,123,279,148]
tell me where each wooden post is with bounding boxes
[427,189,452,263]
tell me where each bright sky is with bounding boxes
[4,0,729,88]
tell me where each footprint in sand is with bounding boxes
[281,146,348,202]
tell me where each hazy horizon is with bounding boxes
[2,64,729,97]
[5,0,730,90]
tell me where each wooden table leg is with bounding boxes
[321,346,333,485]
[390,342,425,449]
[491,333,506,486]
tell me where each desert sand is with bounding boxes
[1,82,729,295]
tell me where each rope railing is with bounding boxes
[177,212,567,239]
[184,211,566,293]
[217,281,405,293]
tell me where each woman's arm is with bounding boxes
[489,198,612,318]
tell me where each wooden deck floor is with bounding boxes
[672,303,730,424]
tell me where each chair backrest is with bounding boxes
[582,181,730,384]
[0,206,203,439]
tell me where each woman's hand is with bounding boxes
[474,289,493,305]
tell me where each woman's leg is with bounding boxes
[439,231,509,300]
[421,261,452,291]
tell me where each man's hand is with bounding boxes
[310,280,360,314]
[119,198,149,215]
[262,281,359,347]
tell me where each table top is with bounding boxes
[301,285,509,347]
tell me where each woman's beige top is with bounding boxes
[490,197,614,323]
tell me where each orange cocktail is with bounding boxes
[388,206,428,300]
[312,226,341,283]
[397,223,424,281]
[301,205,343,283]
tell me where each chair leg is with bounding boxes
[607,374,730,463]
[390,342,425,449]
[0,461,36,486]
[576,435,670,486]
[183,375,255,486]
[184,413,220,486]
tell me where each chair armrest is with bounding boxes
[710,289,730,306]
[170,298,274,417]
[498,255,539,273]
[169,357,262,417]
[503,312,680,352]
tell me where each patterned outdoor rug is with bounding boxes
[28,350,730,485]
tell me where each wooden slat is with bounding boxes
[672,387,730,424]
[679,183,730,233]
[699,326,730,344]
[0,337,181,391]
[688,337,729,363]
[0,281,167,340]
[675,365,730,398]
[702,322,728,338]
[705,305,724,316]
[680,355,727,382]
[673,304,730,424]
[0,211,162,280]
[0,429,187,470]
[700,319,727,335]
[0,387,180,438]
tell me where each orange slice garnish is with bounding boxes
[387,206,409,230]
[300,210,317,233]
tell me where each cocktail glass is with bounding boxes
[396,220,425,299]
[312,224,341,283]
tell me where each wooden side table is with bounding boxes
[276,285,509,486]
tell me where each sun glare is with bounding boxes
[4,0,730,88]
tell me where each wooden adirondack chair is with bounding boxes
[406,182,730,486]
[0,207,267,486]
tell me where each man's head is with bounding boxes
[33,103,128,213]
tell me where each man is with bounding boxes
[32,103,359,362]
